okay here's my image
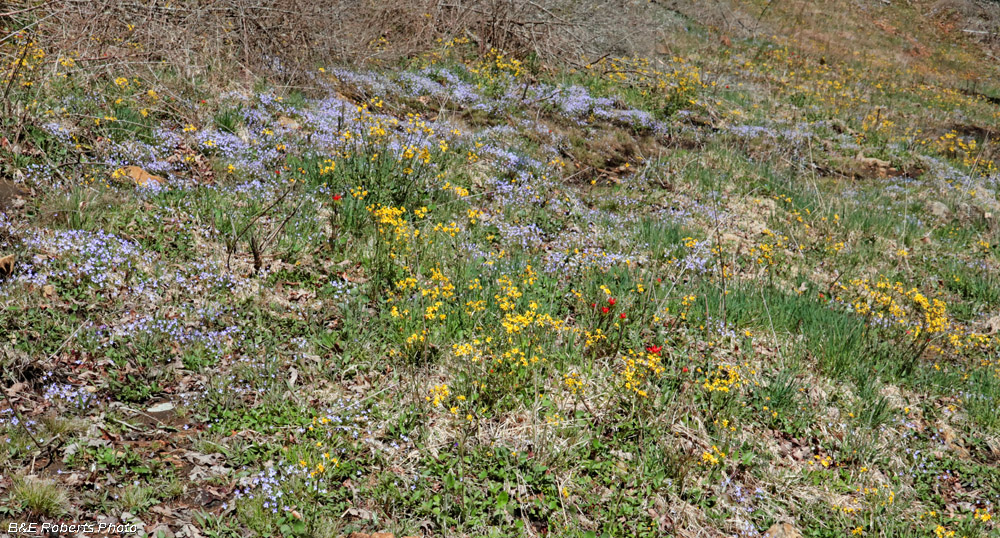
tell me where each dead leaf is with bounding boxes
[150,505,174,518]
[147,402,175,413]
[183,451,225,467]
[342,271,369,284]
[0,254,15,278]
[179,524,202,538]
[42,284,55,298]
[4,382,27,396]
[343,507,375,521]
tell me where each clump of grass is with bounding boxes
[116,483,159,514]
[9,476,70,518]
[214,104,244,134]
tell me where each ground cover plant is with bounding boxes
[2,0,1000,537]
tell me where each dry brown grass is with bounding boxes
[2,0,675,92]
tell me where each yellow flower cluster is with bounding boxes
[427,384,449,407]
[564,372,585,394]
[702,363,745,393]
[700,445,726,466]
[585,56,702,110]
[469,48,524,79]
[619,348,665,398]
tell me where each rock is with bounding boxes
[764,523,801,538]
[855,152,895,177]
[937,422,971,460]
[927,201,950,220]
[828,118,853,134]
[986,315,1000,335]
[757,197,777,213]
[117,165,163,187]
[278,115,301,130]
[855,152,891,168]
[958,202,987,223]
[0,179,27,209]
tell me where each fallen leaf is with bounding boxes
[183,451,225,467]
[4,382,27,396]
[147,402,175,413]
[0,254,15,278]
[343,507,375,521]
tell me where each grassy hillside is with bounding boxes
[1,1,1000,537]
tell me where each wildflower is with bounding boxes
[601,307,610,314]
[700,445,726,466]
[646,345,662,355]
[333,194,342,201]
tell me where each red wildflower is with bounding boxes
[619,312,626,320]
[646,345,662,355]
[608,297,616,306]
[333,194,342,201]
[601,307,610,314]
[682,367,689,373]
